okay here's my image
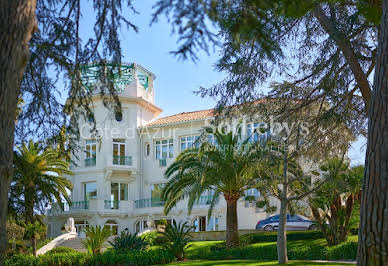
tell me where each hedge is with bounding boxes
[5,252,89,266]
[5,249,174,266]
[239,230,324,246]
[45,246,77,255]
[88,249,174,265]
[191,238,357,261]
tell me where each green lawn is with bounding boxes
[166,260,354,265]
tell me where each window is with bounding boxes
[155,139,173,159]
[245,188,260,198]
[145,143,150,157]
[113,139,125,165]
[84,182,97,201]
[115,112,122,122]
[110,182,128,201]
[193,216,207,232]
[180,136,200,151]
[85,139,96,166]
[151,183,165,200]
[207,216,220,231]
[247,122,269,143]
[87,113,94,122]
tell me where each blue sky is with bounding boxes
[78,0,366,165]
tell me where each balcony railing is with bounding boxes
[113,155,132,166]
[104,200,119,209]
[85,158,96,167]
[194,195,219,206]
[159,158,166,167]
[135,198,164,208]
[62,200,89,211]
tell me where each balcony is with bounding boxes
[48,199,132,216]
[113,155,132,166]
[85,158,96,167]
[194,195,219,206]
[135,198,164,208]
[104,200,119,209]
[67,200,89,210]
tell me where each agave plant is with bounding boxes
[160,220,194,261]
[82,225,111,254]
[109,231,148,251]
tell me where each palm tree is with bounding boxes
[162,128,267,248]
[82,225,111,254]
[12,140,73,255]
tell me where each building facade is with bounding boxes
[46,62,309,238]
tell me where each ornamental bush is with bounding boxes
[45,246,78,255]
[87,249,174,265]
[239,230,324,246]
[5,252,89,266]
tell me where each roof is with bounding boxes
[145,109,215,127]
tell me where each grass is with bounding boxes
[166,260,354,265]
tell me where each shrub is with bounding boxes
[109,231,147,251]
[5,252,89,266]
[141,231,168,246]
[190,237,358,261]
[45,246,77,255]
[324,240,358,260]
[160,220,194,261]
[239,230,324,246]
[87,249,174,265]
[82,225,111,254]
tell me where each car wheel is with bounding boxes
[308,224,318,231]
[264,225,274,231]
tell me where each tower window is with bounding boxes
[115,112,123,122]
[87,113,94,122]
[145,143,150,157]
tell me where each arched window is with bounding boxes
[104,219,118,235]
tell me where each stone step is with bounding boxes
[58,237,112,252]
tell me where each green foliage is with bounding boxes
[189,237,358,261]
[24,222,46,241]
[5,252,89,266]
[88,249,174,265]
[309,159,363,245]
[45,247,77,255]
[244,195,256,202]
[239,231,324,246]
[9,140,73,221]
[160,220,194,261]
[141,231,167,246]
[82,225,111,254]
[155,219,168,226]
[109,231,148,251]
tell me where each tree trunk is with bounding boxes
[358,1,388,265]
[26,186,36,256]
[0,0,37,264]
[277,197,288,264]
[225,198,239,248]
[278,144,289,264]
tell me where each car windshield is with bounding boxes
[269,215,279,222]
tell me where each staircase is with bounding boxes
[57,238,87,252]
[57,237,112,252]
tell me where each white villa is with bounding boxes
[46,62,307,238]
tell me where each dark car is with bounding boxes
[256,214,318,231]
